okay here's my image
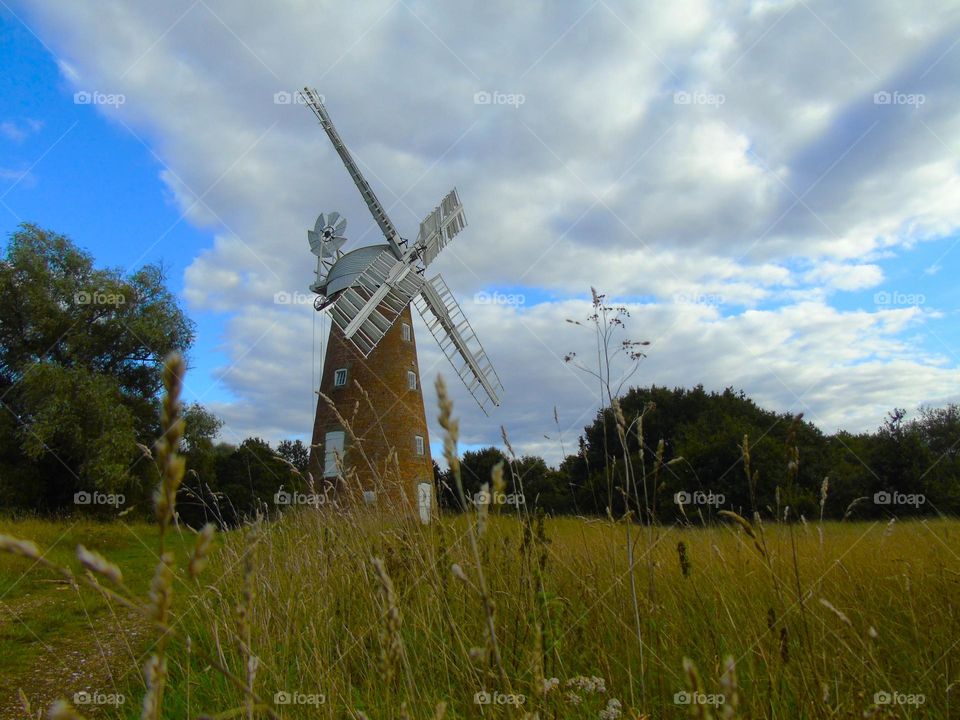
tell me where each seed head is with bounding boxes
[0,535,41,560]
[77,545,123,585]
[188,524,216,579]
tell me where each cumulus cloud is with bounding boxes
[20,0,960,463]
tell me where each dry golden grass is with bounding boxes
[47,508,954,718]
[4,494,959,719]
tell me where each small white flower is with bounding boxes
[599,698,623,719]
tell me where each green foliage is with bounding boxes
[175,406,225,528]
[437,446,504,508]
[213,438,301,525]
[276,438,309,474]
[0,223,196,512]
[445,386,960,521]
[18,363,136,493]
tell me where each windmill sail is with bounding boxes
[330,250,425,356]
[301,88,405,260]
[414,274,502,412]
[416,188,467,267]
[303,92,503,413]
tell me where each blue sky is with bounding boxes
[2,1,958,463]
[1,16,234,407]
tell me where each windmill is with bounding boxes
[300,88,502,519]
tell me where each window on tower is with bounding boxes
[407,370,417,390]
[415,435,425,456]
[333,368,347,387]
[402,323,411,341]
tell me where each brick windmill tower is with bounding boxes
[300,89,502,522]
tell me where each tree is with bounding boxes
[176,404,224,528]
[914,404,960,511]
[566,385,831,520]
[458,447,509,506]
[868,409,929,516]
[510,455,571,513]
[0,224,197,511]
[276,439,309,475]
[214,438,299,525]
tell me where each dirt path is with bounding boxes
[0,585,150,719]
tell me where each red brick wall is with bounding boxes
[308,304,434,515]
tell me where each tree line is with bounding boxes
[441,387,960,521]
[2,224,956,525]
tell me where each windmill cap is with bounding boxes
[321,243,392,296]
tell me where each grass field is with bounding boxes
[1,511,957,719]
[0,518,192,718]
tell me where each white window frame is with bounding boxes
[401,323,411,341]
[333,368,347,387]
[415,435,425,456]
[324,430,345,478]
[407,370,417,390]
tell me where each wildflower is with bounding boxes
[599,698,622,719]
[566,676,606,694]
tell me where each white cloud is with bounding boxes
[21,0,960,463]
[803,261,883,291]
[0,168,35,185]
[0,119,44,142]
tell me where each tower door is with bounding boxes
[417,482,432,524]
[324,431,345,478]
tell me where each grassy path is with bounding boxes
[0,518,189,718]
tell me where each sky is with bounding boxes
[1,0,959,465]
